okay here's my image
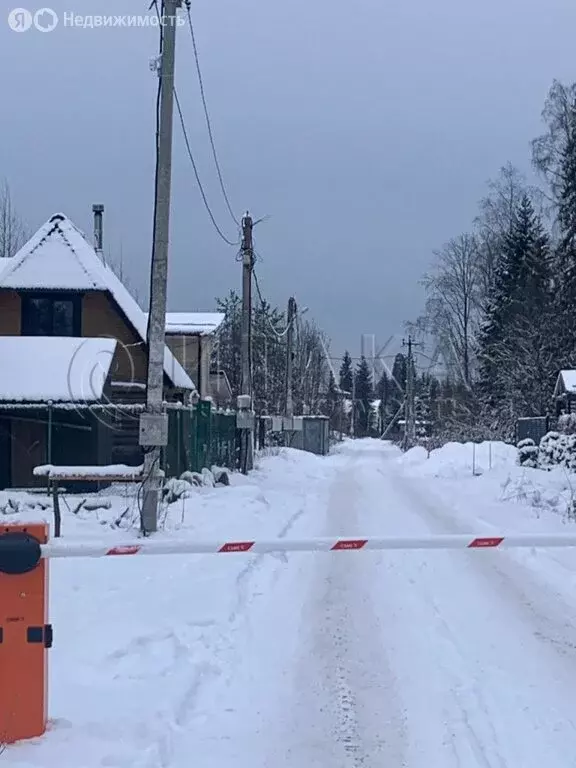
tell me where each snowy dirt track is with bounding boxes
[7,440,576,767]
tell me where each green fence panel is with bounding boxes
[211,411,237,469]
[194,401,212,472]
[164,404,238,478]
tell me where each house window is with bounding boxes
[21,294,81,337]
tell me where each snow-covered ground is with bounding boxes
[5,439,576,766]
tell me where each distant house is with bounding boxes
[146,311,225,400]
[0,212,194,488]
[553,370,576,415]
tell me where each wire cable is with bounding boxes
[173,88,239,247]
[253,269,295,339]
[183,0,239,228]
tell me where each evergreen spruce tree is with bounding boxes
[354,356,373,437]
[390,353,407,418]
[339,351,353,394]
[478,195,552,431]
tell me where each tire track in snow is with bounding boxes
[123,486,323,768]
[373,457,576,766]
[392,469,576,664]
[286,449,407,767]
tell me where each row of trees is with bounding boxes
[214,289,331,416]
[410,80,576,441]
[330,349,470,440]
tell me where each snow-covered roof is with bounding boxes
[0,336,117,403]
[554,370,576,397]
[151,312,225,336]
[1,214,193,391]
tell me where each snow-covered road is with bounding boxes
[8,440,576,766]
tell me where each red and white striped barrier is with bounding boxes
[40,532,576,560]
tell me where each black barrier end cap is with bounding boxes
[0,532,42,575]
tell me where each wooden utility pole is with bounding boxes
[140,0,181,534]
[351,372,356,438]
[239,212,254,473]
[402,335,419,449]
[285,296,296,418]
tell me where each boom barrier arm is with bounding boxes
[38,532,576,560]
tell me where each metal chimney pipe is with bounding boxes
[92,204,104,256]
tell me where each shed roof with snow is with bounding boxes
[554,370,576,398]
[0,336,117,402]
[146,312,225,336]
[0,213,193,391]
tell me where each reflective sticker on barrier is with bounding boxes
[106,545,142,556]
[467,537,504,549]
[331,540,368,551]
[219,542,255,553]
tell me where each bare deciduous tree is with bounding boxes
[0,181,27,258]
[420,234,481,386]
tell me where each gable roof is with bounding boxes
[0,214,193,391]
[0,336,117,403]
[148,311,225,336]
[555,370,576,397]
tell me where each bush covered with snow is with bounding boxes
[517,438,539,468]
[558,412,576,434]
[538,432,564,469]
[519,430,576,472]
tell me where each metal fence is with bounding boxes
[516,416,550,445]
[164,403,238,478]
[286,416,330,456]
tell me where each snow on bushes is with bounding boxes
[558,412,576,434]
[518,430,576,471]
[517,438,539,468]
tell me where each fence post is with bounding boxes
[176,407,181,476]
[47,401,53,465]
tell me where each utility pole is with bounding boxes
[351,371,356,438]
[285,296,296,418]
[239,212,254,473]
[140,0,182,534]
[402,334,420,450]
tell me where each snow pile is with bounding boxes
[399,440,516,478]
[399,438,576,523]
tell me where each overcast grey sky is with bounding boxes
[1,0,575,356]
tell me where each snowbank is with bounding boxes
[399,438,576,526]
[399,440,517,478]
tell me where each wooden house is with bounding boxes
[0,212,194,487]
[553,370,576,416]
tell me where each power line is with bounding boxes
[253,269,296,340]
[183,0,239,228]
[173,88,239,247]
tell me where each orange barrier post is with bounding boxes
[0,523,50,744]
